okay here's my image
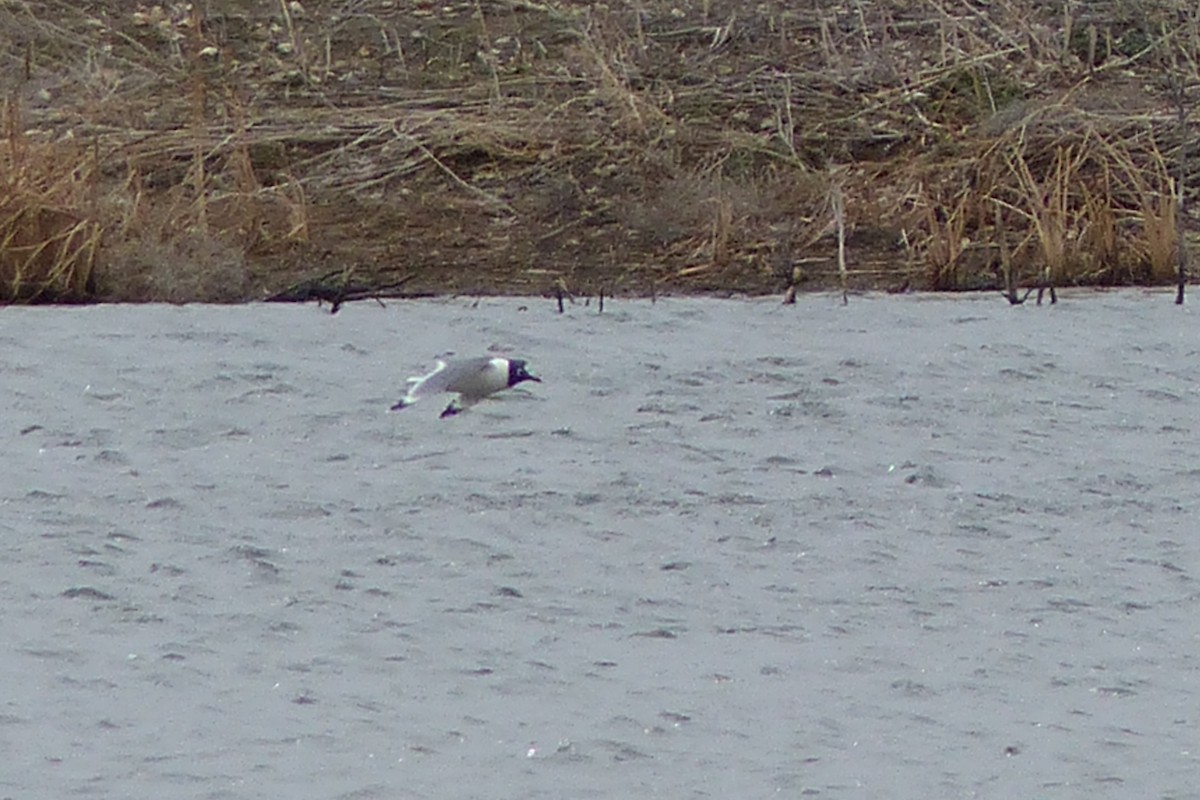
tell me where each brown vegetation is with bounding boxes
[1,0,1198,303]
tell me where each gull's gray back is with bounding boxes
[415,357,500,399]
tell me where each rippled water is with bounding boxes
[3,291,1198,799]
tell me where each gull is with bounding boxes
[390,357,541,418]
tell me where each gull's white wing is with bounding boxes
[401,360,448,398]
[406,357,495,398]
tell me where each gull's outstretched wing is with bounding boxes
[391,357,496,410]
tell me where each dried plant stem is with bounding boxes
[277,0,306,80]
[831,177,847,305]
[1173,74,1190,305]
[996,203,1022,304]
[474,0,502,104]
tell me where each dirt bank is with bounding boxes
[1,1,1196,303]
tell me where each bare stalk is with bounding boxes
[831,174,848,305]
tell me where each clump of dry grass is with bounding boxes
[894,93,1194,295]
[0,98,98,302]
[0,1,319,303]
[1107,140,1181,284]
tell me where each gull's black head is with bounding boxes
[507,359,541,387]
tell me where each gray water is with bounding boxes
[2,291,1198,799]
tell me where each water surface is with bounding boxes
[2,291,1198,799]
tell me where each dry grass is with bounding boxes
[0,98,98,302]
[1,0,1198,303]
